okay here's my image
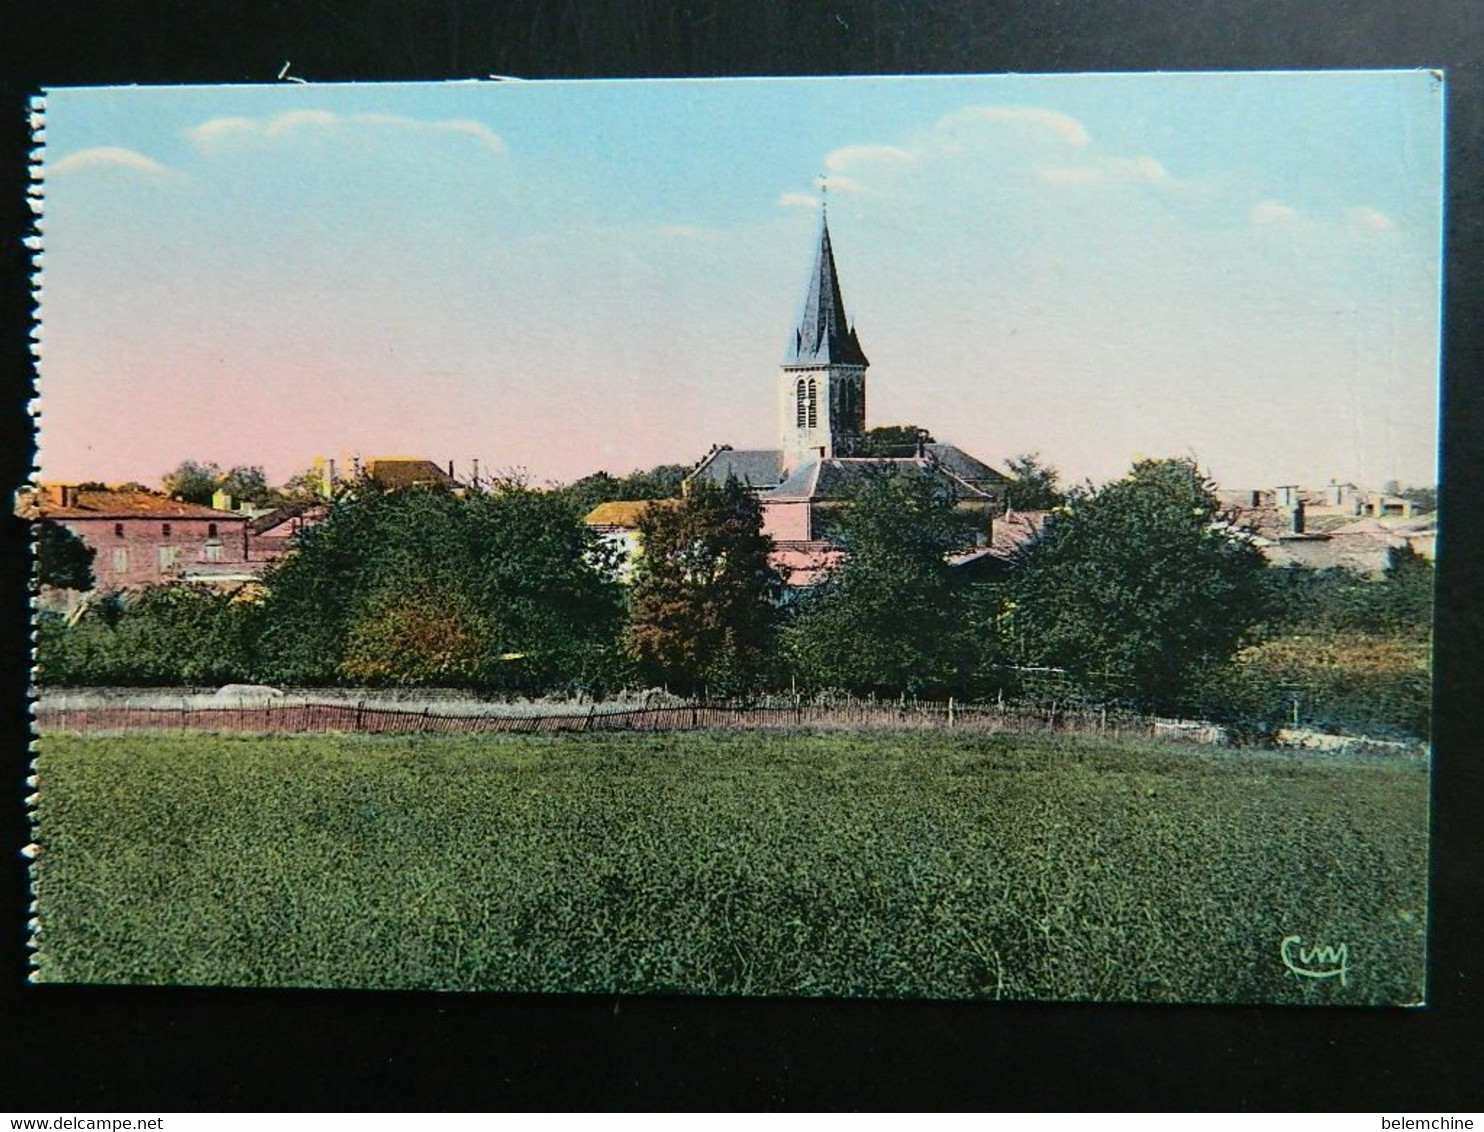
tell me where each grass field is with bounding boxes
[29,730,1428,1004]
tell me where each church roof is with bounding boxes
[686,447,785,490]
[923,444,1011,487]
[783,214,870,368]
[764,457,997,503]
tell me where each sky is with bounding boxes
[34,72,1444,492]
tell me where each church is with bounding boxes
[685,209,1010,549]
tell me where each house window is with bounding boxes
[204,542,223,562]
[111,547,128,574]
[795,379,807,428]
[806,378,818,430]
[114,523,124,537]
[158,545,178,569]
[207,523,218,538]
[162,522,172,537]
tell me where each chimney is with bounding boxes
[325,459,336,497]
[58,484,78,509]
[1289,500,1306,535]
[448,459,455,478]
[471,458,480,488]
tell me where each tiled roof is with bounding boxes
[783,214,869,368]
[989,509,1051,558]
[686,448,785,490]
[18,486,242,521]
[364,458,459,490]
[584,499,678,528]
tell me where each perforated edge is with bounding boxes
[24,92,46,983]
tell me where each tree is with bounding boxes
[161,460,222,505]
[1002,452,1067,512]
[858,424,935,457]
[556,463,689,517]
[256,477,624,691]
[1005,458,1269,709]
[341,587,492,685]
[623,478,781,694]
[35,520,95,591]
[217,465,274,508]
[784,470,983,696]
[276,465,333,503]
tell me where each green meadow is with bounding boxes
[30,731,1428,1004]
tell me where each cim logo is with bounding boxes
[1280,934,1351,987]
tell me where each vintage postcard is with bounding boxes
[24,73,1440,1003]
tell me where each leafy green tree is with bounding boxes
[35,520,95,591]
[162,460,223,505]
[341,587,493,685]
[557,463,689,517]
[1002,452,1067,512]
[858,424,935,457]
[217,465,274,508]
[785,470,983,696]
[624,479,781,695]
[257,477,624,691]
[274,465,333,504]
[1005,458,1269,709]
[35,586,253,686]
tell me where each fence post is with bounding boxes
[584,704,595,732]
[948,696,955,729]
[355,700,365,731]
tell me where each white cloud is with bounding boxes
[1346,206,1396,232]
[824,144,914,171]
[1038,154,1173,189]
[1250,201,1299,226]
[777,192,820,209]
[49,146,170,178]
[944,106,1091,148]
[186,109,507,154]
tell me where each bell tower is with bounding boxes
[779,209,869,474]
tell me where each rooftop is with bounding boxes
[19,485,242,521]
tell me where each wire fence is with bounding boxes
[33,693,1234,744]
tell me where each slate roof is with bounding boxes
[686,447,786,490]
[924,444,1011,488]
[783,214,869,368]
[764,457,997,503]
[18,486,242,521]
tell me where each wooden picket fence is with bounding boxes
[32,694,1222,744]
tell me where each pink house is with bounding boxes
[23,484,254,599]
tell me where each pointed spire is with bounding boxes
[783,207,870,367]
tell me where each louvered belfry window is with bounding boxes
[796,379,807,428]
[806,378,818,430]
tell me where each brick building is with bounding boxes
[23,484,252,603]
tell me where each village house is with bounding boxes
[23,484,254,608]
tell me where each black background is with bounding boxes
[3,0,1481,1112]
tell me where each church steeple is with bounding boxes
[778,208,870,474]
[784,211,869,368]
